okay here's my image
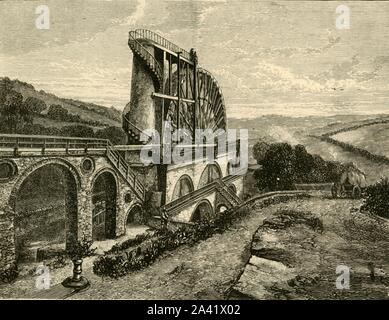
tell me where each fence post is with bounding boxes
[84,142,88,154]
[42,139,46,155]
[14,138,19,156]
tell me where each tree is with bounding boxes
[0,77,14,106]
[60,125,94,138]
[293,144,314,183]
[253,141,270,164]
[95,126,126,145]
[47,104,68,120]
[0,91,32,133]
[361,177,389,218]
[24,97,47,114]
[257,143,296,191]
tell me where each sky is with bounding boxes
[1,0,389,118]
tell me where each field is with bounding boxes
[1,77,121,129]
[332,123,389,158]
[232,114,389,184]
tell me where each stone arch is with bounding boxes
[190,199,214,222]
[228,184,237,194]
[198,163,222,188]
[9,158,81,208]
[9,159,80,263]
[124,202,143,229]
[172,174,194,201]
[91,169,118,241]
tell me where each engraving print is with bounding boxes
[0,1,388,301]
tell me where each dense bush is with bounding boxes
[67,239,96,260]
[0,263,19,284]
[0,90,33,133]
[24,97,46,114]
[361,177,389,218]
[108,233,154,254]
[95,126,126,145]
[60,125,95,138]
[253,142,344,191]
[47,104,82,123]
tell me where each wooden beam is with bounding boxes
[152,92,195,104]
[149,42,194,65]
[168,54,172,95]
[177,52,181,129]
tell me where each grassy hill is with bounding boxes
[1,77,121,129]
[331,123,389,158]
[232,113,389,184]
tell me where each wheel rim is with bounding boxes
[165,68,227,138]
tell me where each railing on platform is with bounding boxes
[130,29,191,61]
[162,174,244,217]
[0,134,145,200]
[128,30,164,87]
[215,179,242,206]
[162,180,219,216]
[0,134,107,154]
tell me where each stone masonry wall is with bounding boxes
[0,155,142,271]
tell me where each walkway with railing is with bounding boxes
[130,29,191,61]
[128,29,194,92]
[0,134,145,200]
[128,29,164,90]
[162,174,244,217]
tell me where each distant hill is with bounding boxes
[1,77,122,128]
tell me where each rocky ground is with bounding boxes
[0,197,388,300]
[231,199,389,300]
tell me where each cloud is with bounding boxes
[252,62,325,93]
[119,0,146,26]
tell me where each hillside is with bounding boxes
[1,77,121,128]
[232,113,389,184]
[331,123,389,159]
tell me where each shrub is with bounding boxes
[47,104,68,121]
[108,233,154,254]
[253,141,345,191]
[24,97,47,114]
[0,263,19,284]
[361,177,389,218]
[95,126,126,145]
[60,125,94,138]
[67,239,96,260]
[47,253,69,269]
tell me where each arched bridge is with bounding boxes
[0,134,145,270]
